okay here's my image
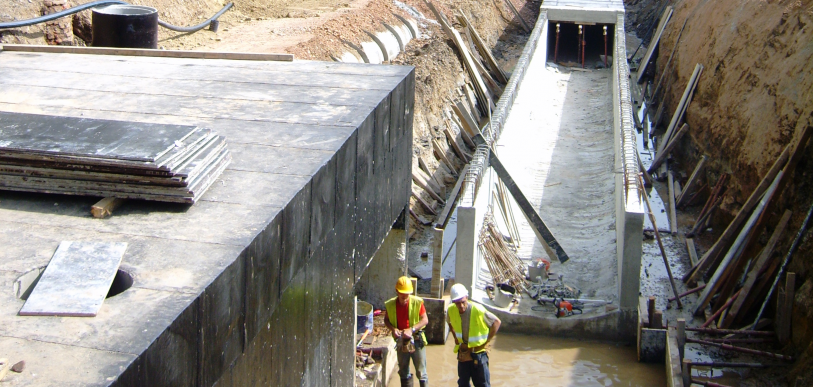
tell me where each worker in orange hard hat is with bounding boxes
[384,276,429,387]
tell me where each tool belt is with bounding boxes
[457,343,486,362]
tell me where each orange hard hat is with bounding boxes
[396,276,413,294]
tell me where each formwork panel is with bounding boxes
[244,211,282,345]
[280,180,312,293]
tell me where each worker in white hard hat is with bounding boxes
[384,276,430,387]
[446,283,501,387]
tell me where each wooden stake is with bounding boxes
[682,359,691,387]
[641,176,684,308]
[412,169,445,203]
[650,18,687,104]
[411,191,437,215]
[452,100,481,139]
[777,272,796,345]
[686,238,699,266]
[686,145,790,285]
[91,197,125,219]
[637,151,654,188]
[723,210,792,327]
[435,165,470,229]
[444,127,471,162]
[502,0,531,32]
[677,318,686,361]
[677,155,707,207]
[648,296,657,327]
[668,171,678,234]
[433,139,457,174]
[636,6,673,84]
[457,12,509,83]
[693,173,783,316]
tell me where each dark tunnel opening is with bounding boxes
[547,21,615,68]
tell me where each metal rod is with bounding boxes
[668,284,705,302]
[687,338,793,361]
[689,362,773,368]
[701,289,741,328]
[691,380,732,387]
[683,327,775,336]
[603,25,608,68]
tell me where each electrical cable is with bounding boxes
[0,1,233,34]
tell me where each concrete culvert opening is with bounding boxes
[14,267,133,300]
[547,21,615,67]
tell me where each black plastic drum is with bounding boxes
[92,5,158,49]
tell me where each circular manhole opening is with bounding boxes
[14,267,133,300]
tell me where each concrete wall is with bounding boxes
[612,14,645,326]
[200,71,415,387]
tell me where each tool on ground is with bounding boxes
[553,298,583,318]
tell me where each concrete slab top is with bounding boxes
[0,49,413,385]
[542,0,624,24]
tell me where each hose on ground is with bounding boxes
[157,2,233,33]
[0,1,233,34]
[0,0,127,30]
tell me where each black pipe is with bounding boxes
[0,1,233,34]
[0,0,127,30]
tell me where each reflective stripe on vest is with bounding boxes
[447,301,490,353]
[384,295,426,343]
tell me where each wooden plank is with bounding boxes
[502,0,531,32]
[457,12,508,84]
[412,169,444,203]
[693,172,783,316]
[658,63,703,154]
[425,1,491,116]
[637,151,654,187]
[636,6,673,84]
[677,155,707,207]
[0,43,295,61]
[686,145,790,284]
[648,123,689,173]
[723,210,792,327]
[452,100,481,139]
[641,177,684,308]
[91,197,126,219]
[444,127,471,162]
[686,238,699,266]
[487,150,569,263]
[432,139,457,174]
[418,156,444,189]
[435,165,470,229]
[777,272,795,345]
[19,241,127,317]
[452,118,476,149]
[650,18,687,104]
[411,191,437,215]
[668,171,678,234]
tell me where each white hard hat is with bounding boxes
[450,283,469,301]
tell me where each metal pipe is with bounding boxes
[553,23,560,63]
[0,0,127,29]
[581,25,586,68]
[668,284,705,302]
[701,289,741,328]
[683,327,774,336]
[577,25,582,66]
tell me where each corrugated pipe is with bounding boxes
[0,1,233,33]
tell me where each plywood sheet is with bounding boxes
[19,241,127,317]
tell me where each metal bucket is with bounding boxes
[356,300,373,334]
[493,283,515,308]
[92,5,158,49]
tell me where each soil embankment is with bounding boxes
[641,0,813,383]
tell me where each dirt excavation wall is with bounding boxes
[651,0,813,382]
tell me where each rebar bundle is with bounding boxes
[478,210,529,294]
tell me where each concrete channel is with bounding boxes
[0,0,689,384]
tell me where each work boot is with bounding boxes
[400,375,414,387]
[419,380,428,387]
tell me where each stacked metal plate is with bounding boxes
[0,112,230,203]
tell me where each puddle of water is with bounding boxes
[392,333,665,386]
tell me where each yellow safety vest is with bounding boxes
[447,301,490,353]
[385,296,427,344]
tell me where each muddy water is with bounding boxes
[390,333,665,386]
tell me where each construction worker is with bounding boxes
[446,283,501,387]
[384,276,430,387]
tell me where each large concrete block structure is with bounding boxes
[0,46,414,386]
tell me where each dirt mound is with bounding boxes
[654,0,813,383]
